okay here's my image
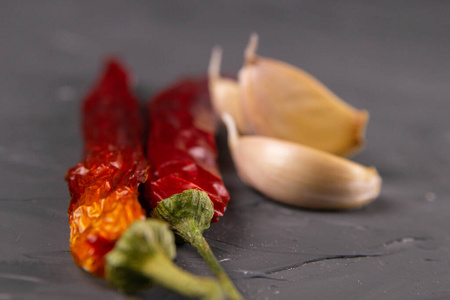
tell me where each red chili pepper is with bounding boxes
[65,59,148,277]
[145,78,230,222]
[144,79,242,299]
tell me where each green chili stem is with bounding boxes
[190,233,244,300]
[143,252,223,300]
[152,189,244,300]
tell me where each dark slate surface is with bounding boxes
[1,1,449,299]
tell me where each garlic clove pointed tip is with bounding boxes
[356,110,369,143]
[208,46,223,79]
[245,33,259,63]
[221,112,239,149]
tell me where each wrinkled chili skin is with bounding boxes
[65,59,147,277]
[145,79,230,222]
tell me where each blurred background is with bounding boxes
[1,1,450,299]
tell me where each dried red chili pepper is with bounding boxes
[65,59,148,277]
[144,79,242,299]
[145,78,230,222]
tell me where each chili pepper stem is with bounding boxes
[152,189,244,300]
[106,219,223,299]
[142,252,223,300]
[190,232,243,300]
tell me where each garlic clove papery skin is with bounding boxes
[238,34,368,156]
[208,47,247,133]
[222,113,381,210]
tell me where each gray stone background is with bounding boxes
[1,1,449,299]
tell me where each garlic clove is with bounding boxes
[222,113,381,210]
[239,34,368,156]
[208,47,247,133]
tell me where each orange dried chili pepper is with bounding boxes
[65,59,148,277]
